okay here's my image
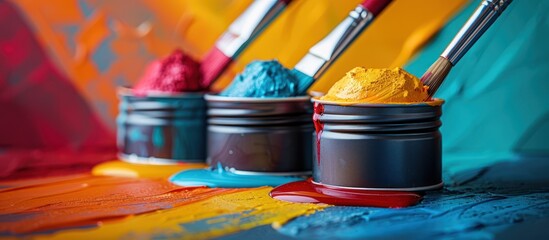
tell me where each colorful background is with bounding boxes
[1,0,549,239]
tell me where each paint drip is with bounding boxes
[270,179,423,208]
[312,102,324,165]
[169,163,304,188]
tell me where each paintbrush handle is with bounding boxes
[441,0,512,65]
[360,0,392,16]
[294,0,392,81]
[215,0,292,58]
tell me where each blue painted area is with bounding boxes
[213,225,293,240]
[221,60,299,98]
[77,0,94,18]
[55,25,79,56]
[91,28,116,72]
[115,76,129,88]
[170,163,303,188]
[405,0,549,162]
[179,210,254,234]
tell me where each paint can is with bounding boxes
[312,99,445,191]
[117,88,206,164]
[205,94,313,175]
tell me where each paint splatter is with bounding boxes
[32,187,324,239]
[0,175,240,234]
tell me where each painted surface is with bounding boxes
[276,156,549,239]
[33,187,323,239]
[0,175,240,234]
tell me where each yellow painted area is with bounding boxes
[92,160,207,179]
[39,187,325,240]
[321,67,428,104]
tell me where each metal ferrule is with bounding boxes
[294,5,374,79]
[215,0,288,58]
[441,0,512,65]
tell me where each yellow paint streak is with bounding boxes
[39,187,325,240]
[92,160,207,179]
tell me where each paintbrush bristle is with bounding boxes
[420,56,453,98]
[200,47,232,89]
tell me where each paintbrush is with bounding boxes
[200,0,293,89]
[421,0,513,99]
[294,0,393,95]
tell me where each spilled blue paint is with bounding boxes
[170,163,303,188]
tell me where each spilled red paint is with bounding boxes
[313,102,324,165]
[270,178,423,208]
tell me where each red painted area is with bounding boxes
[313,102,324,165]
[270,179,423,208]
[134,49,203,94]
[0,1,116,179]
[360,0,393,16]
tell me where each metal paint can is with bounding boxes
[312,99,445,191]
[117,88,206,164]
[205,94,313,175]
